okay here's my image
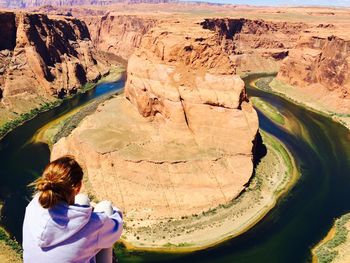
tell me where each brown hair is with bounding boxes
[30,156,83,209]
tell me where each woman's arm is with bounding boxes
[96,208,123,249]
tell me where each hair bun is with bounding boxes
[30,156,83,209]
[37,180,53,192]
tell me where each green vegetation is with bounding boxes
[254,76,274,91]
[0,227,22,257]
[80,82,96,93]
[0,100,62,139]
[316,250,338,263]
[244,130,295,199]
[314,213,350,263]
[264,130,293,173]
[98,65,125,84]
[251,97,285,126]
[163,242,193,248]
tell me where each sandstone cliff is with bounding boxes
[84,14,157,60]
[200,18,306,74]
[201,18,350,128]
[52,20,259,223]
[274,34,350,124]
[278,35,350,99]
[0,11,109,124]
[87,16,307,74]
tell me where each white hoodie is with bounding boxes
[22,196,123,263]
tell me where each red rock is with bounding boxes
[278,35,350,99]
[0,11,109,119]
[52,19,259,221]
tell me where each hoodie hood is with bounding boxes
[27,196,93,248]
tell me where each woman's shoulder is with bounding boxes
[90,210,111,225]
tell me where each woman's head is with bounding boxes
[31,156,83,209]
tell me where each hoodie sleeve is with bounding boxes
[97,208,123,249]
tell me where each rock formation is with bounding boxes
[200,18,306,73]
[0,11,109,123]
[84,14,157,60]
[273,34,350,126]
[52,19,259,221]
[278,35,350,99]
[85,16,306,72]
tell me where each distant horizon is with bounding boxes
[181,0,350,7]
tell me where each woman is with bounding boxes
[22,156,123,263]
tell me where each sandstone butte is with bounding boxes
[0,11,112,125]
[51,18,260,234]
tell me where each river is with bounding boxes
[0,74,349,263]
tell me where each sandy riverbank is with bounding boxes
[312,213,350,263]
[32,66,125,147]
[119,130,299,252]
[250,97,285,126]
[251,75,350,131]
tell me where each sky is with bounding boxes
[183,0,350,7]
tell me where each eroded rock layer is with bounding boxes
[200,18,306,73]
[52,20,259,220]
[0,11,108,122]
[278,35,350,100]
[84,14,157,60]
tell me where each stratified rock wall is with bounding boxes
[0,11,108,116]
[84,14,157,60]
[200,18,306,73]
[278,35,350,98]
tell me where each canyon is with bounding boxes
[51,17,259,230]
[52,10,350,251]
[278,35,350,99]
[81,11,350,129]
[0,2,350,259]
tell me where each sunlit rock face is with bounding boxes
[84,14,157,60]
[52,19,259,220]
[0,11,108,117]
[200,18,306,73]
[278,35,350,98]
